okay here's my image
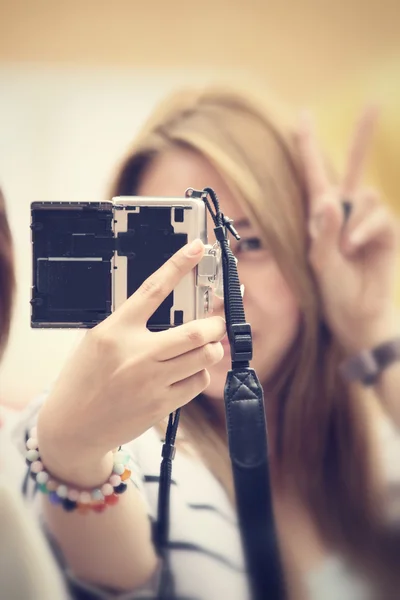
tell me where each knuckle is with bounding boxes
[138,276,165,301]
[88,326,117,355]
[186,325,205,347]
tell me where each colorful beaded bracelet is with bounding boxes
[25,426,131,513]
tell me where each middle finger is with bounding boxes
[154,316,226,361]
[162,341,224,386]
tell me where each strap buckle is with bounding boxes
[229,323,253,362]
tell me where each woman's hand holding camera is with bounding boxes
[37,239,226,487]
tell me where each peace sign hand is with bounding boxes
[296,108,399,354]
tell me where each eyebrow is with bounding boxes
[233,218,252,230]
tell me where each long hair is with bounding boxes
[0,188,15,359]
[109,85,398,596]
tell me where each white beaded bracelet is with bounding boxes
[25,427,132,513]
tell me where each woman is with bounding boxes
[0,188,68,599]
[18,86,400,600]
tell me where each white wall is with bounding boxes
[0,65,232,405]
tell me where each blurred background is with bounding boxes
[0,0,399,406]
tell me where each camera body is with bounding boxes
[30,195,222,331]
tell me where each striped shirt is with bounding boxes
[10,395,400,600]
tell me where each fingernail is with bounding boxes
[240,284,245,298]
[186,238,204,257]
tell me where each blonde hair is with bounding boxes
[109,84,397,594]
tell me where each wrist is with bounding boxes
[36,411,114,488]
[340,310,400,356]
[40,446,114,489]
[26,426,132,513]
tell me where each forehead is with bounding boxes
[136,147,248,223]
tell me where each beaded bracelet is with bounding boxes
[25,426,131,514]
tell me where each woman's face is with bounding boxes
[137,148,301,402]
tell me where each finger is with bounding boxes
[308,191,341,239]
[167,369,211,410]
[154,316,226,361]
[308,202,343,272]
[295,111,331,207]
[115,239,205,325]
[344,207,397,255]
[162,342,224,385]
[341,188,379,238]
[341,105,379,198]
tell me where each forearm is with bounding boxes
[42,482,158,592]
[36,410,159,593]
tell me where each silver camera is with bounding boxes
[30,192,224,331]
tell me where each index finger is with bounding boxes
[341,105,379,197]
[296,111,331,210]
[116,238,205,325]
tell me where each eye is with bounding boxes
[236,237,262,253]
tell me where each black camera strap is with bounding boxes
[156,188,285,600]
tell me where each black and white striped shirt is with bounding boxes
[10,395,400,600]
[13,395,250,600]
